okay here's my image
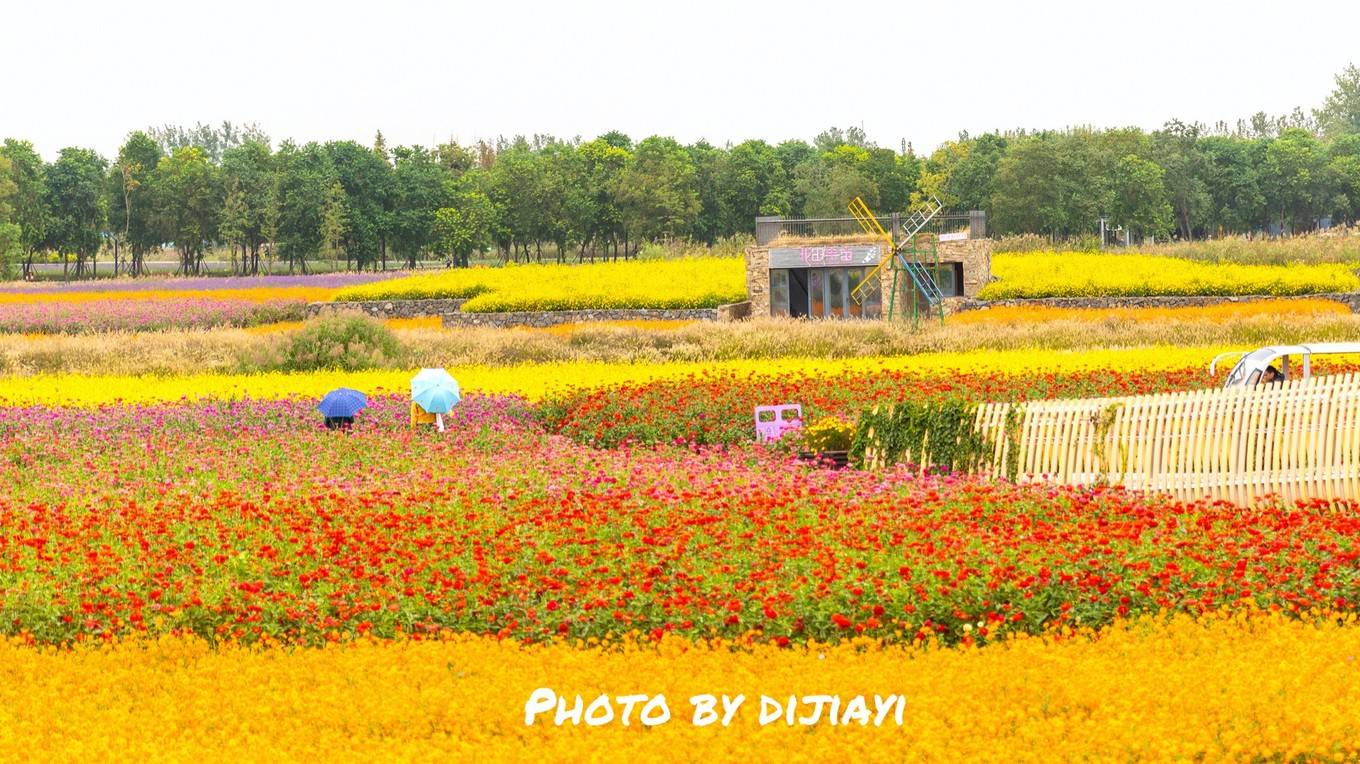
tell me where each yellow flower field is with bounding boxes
[0,344,1249,406]
[332,257,747,311]
[982,252,1360,299]
[0,614,1356,762]
[948,297,1353,325]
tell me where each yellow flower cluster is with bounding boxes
[949,297,1353,326]
[0,614,1357,761]
[331,258,747,312]
[982,252,1360,299]
[0,286,338,305]
[802,416,855,452]
[0,345,1234,406]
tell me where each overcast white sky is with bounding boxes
[6,0,1359,160]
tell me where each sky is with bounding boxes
[6,0,1359,160]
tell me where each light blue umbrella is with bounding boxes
[411,368,462,414]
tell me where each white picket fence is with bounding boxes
[964,374,1360,503]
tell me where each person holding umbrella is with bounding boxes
[410,368,461,432]
[318,387,367,430]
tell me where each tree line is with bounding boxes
[0,65,1357,279]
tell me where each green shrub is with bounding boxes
[850,398,993,473]
[255,312,405,372]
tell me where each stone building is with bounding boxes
[745,216,992,319]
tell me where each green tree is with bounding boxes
[389,146,453,268]
[148,121,267,164]
[1316,63,1360,139]
[320,180,349,269]
[1262,128,1329,232]
[0,140,48,278]
[45,147,108,278]
[273,141,333,273]
[796,160,879,218]
[433,177,496,267]
[576,138,629,260]
[1109,154,1173,240]
[1151,121,1210,239]
[991,132,1103,237]
[487,138,543,261]
[1327,134,1360,224]
[1199,136,1267,234]
[773,140,815,216]
[814,126,868,152]
[915,139,969,211]
[152,146,220,275]
[537,140,590,262]
[614,136,699,253]
[941,134,1005,214]
[218,140,274,275]
[323,141,393,270]
[106,132,163,276]
[686,140,725,245]
[716,140,784,236]
[0,154,18,279]
[861,147,916,213]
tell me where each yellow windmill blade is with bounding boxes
[847,196,894,304]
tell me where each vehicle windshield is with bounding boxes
[1225,360,1249,387]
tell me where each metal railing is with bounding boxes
[756,210,986,246]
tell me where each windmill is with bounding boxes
[846,196,945,323]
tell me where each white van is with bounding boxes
[1212,343,1360,388]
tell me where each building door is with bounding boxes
[789,268,809,318]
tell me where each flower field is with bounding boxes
[981,252,1360,299]
[0,344,1258,408]
[6,262,1360,758]
[5,394,1360,647]
[331,257,747,311]
[2,615,1358,762]
[0,273,400,334]
[0,389,1359,758]
[0,297,307,334]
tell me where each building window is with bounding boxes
[933,263,964,297]
[770,269,790,317]
[860,270,882,317]
[767,266,883,319]
[827,269,844,317]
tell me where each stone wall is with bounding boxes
[311,297,750,327]
[307,298,467,319]
[938,238,992,299]
[441,303,751,329]
[951,292,1360,314]
[745,246,771,317]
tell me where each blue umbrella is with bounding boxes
[411,368,461,414]
[317,387,368,418]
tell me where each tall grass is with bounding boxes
[5,304,1360,377]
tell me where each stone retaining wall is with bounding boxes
[950,292,1360,314]
[310,299,751,326]
[307,299,468,318]
[441,303,751,329]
